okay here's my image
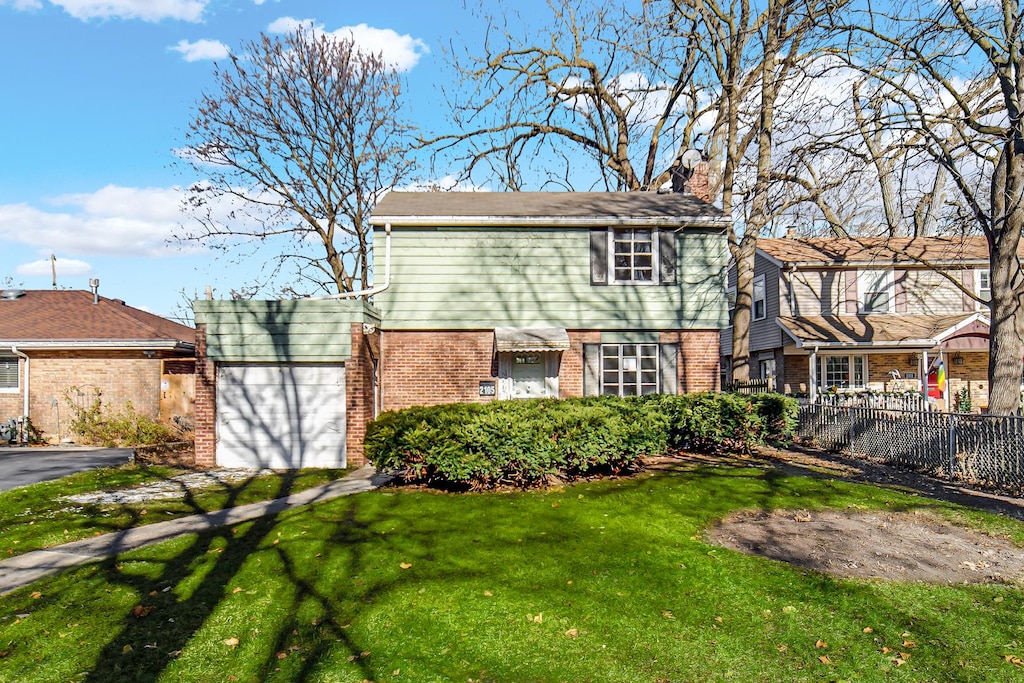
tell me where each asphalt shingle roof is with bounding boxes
[757,236,1000,266]
[0,290,194,345]
[370,191,727,224]
[777,314,983,347]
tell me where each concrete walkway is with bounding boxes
[0,465,390,596]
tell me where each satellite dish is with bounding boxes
[680,149,703,169]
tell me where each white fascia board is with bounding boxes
[1,340,195,352]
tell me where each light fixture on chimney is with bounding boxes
[907,353,917,366]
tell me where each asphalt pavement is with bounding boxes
[0,446,134,491]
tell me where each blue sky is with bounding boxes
[0,0,497,319]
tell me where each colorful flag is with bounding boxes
[937,361,946,393]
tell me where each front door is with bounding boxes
[511,353,547,398]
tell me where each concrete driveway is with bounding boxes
[0,446,134,491]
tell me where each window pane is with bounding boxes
[0,357,17,389]
[610,229,656,283]
[600,344,660,397]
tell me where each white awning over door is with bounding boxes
[216,363,346,469]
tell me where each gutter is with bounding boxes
[312,223,392,300]
[10,346,29,438]
[0,340,194,352]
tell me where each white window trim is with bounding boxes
[858,269,894,314]
[817,354,868,391]
[977,268,991,307]
[600,343,660,396]
[752,274,767,321]
[608,227,659,285]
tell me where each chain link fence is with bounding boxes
[798,404,1024,493]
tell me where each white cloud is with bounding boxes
[0,1,43,10]
[267,17,429,72]
[16,256,92,278]
[11,0,209,22]
[171,38,229,62]
[0,185,191,258]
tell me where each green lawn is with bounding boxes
[1,462,1023,682]
[0,465,350,557]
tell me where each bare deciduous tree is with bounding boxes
[177,28,415,296]
[792,0,1023,413]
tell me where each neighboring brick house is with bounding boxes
[0,288,196,443]
[720,236,1000,410]
[194,191,731,469]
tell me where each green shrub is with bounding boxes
[366,392,799,489]
[64,387,184,447]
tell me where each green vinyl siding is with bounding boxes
[194,299,380,362]
[374,226,728,330]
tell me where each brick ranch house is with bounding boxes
[194,190,731,469]
[0,288,196,443]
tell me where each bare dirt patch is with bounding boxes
[711,509,1024,584]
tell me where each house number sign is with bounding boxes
[479,381,496,396]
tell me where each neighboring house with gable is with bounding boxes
[720,236,998,410]
[0,288,196,443]
[194,190,731,469]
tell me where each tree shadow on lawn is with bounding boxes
[6,461,1023,682]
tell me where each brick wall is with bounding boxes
[344,323,376,467]
[4,351,166,443]
[663,330,722,392]
[194,325,216,467]
[381,329,722,411]
[380,331,497,411]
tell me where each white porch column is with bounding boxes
[809,347,818,402]
[920,349,929,398]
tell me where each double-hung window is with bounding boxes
[752,275,766,321]
[612,229,656,283]
[977,268,991,304]
[590,227,676,286]
[601,344,659,396]
[859,269,893,313]
[0,355,19,392]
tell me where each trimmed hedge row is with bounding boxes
[365,392,799,489]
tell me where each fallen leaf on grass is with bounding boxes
[863,627,873,633]
[122,645,133,654]
[903,640,916,648]
[892,657,907,666]
[483,591,493,597]
[224,637,239,648]
[29,592,41,599]
[1004,654,1023,666]
[660,611,675,620]
[565,629,579,638]
[818,655,831,664]
[131,605,155,618]
[399,563,412,570]
[815,640,828,649]
[233,587,244,594]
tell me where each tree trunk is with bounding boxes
[986,139,1024,414]
[730,235,757,383]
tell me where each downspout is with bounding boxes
[311,223,392,300]
[11,346,29,442]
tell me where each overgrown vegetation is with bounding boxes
[65,387,185,447]
[366,392,798,488]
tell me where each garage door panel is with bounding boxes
[216,363,347,469]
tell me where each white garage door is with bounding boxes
[216,364,346,469]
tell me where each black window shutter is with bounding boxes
[590,229,608,285]
[659,230,677,285]
[659,343,678,395]
[583,344,600,396]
